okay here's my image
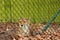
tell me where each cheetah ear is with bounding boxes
[26,17,30,23]
[28,17,31,20]
[20,16,22,19]
[18,17,22,21]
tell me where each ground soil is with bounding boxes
[0,22,60,40]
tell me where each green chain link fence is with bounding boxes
[0,0,60,23]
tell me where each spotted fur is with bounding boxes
[18,18,30,36]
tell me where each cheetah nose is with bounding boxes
[21,25,23,26]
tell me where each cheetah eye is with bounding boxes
[21,25,23,26]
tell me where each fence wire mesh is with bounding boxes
[0,0,60,23]
[0,0,60,39]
